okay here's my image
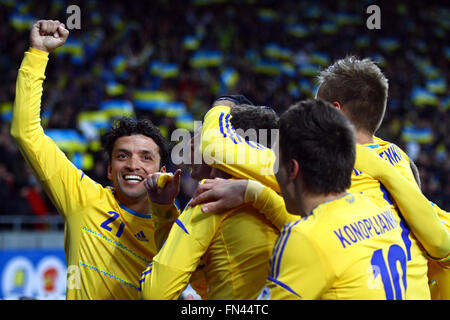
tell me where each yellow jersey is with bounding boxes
[139,190,278,299]
[428,203,450,299]
[360,137,449,299]
[11,48,178,299]
[351,138,430,299]
[258,193,412,300]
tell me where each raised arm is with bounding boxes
[11,20,101,219]
[200,104,280,193]
[354,144,450,260]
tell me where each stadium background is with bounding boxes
[0,0,448,299]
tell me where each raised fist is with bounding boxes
[30,20,69,53]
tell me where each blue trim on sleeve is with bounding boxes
[270,224,289,278]
[141,265,153,277]
[267,277,301,298]
[274,220,300,279]
[175,218,190,235]
[226,113,242,143]
[219,112,227,138]
[119,204,152,219]
[365,144,380,149]
[80,171,85,181]
[225,113,238,144]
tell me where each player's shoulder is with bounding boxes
[373,136,389,146]
[373,136,408,157]
[313,193,381,225]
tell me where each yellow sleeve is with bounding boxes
[260,222,330,300]
[150,201,180,251]
[355,144,450,259]
[201,106,280,193]
[10,48,102,219]
[245,180,299,230]
[140,205,219,299]
[430,203,450,265]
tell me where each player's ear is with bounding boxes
[160,166,166,173]
[288,159,300,181]
[332,101,343,111]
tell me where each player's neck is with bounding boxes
[355,130,374,145]
[301,191,348,217]
[115,193,151,215]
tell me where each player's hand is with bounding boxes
[30,20,69,53]
[189,179,248,213]
[144,169,182,205]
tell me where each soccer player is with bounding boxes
[10,20,179,299]
[354,144,450,299]
[139,98,279,299]
[316,57,449,298]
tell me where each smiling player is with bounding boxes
[10,20,179,299]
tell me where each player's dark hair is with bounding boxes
[409,159,421,189]
[317,56,388,136]
[230,104,279,148]
[278,99,355,194]
[102,117,169,168]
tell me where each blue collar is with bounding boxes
[119,203,152,219]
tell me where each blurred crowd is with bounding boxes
[0,0,448,227]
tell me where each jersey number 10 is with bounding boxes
[371,244,407,300]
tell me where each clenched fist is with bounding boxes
[30,20,69,53]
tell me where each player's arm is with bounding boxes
[355,144,450,260]
[200,104,280,193]
[259,222,331,300]
[190,179,298,230]
[10,20,100,219]
[144,171,182,250]
[140,204,217,299]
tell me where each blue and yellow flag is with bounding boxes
[133,90,172,110]
[190,50,223,68]
[183,35,201,50]
[44,129,88,153]
[401,125,433,144]
[149,61,179,79]
[53,38,85,64]
[411,87,438,107]
[100,100,135,119]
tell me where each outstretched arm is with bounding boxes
[10,21,102,219]
[200,104,280,193]
[355,144,450,260]
[189,178,298,230]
